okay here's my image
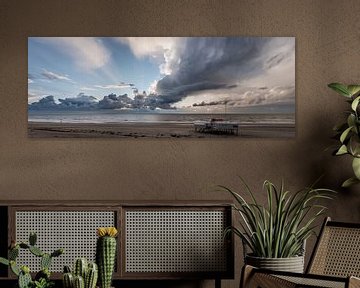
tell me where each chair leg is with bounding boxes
[349,276,360,288]
[240,265,296,288]
[240,265,255,288]
[215,278,221,288]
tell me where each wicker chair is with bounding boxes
[241,217,360,288]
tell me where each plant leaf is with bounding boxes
[347,85,360,97]
[342,177,360,188]
[328,83,351,97]
[340,126,353,143]
[352,157,360,179]
[336,145,348,155]
[352,96,360,111]
[341,177,360,188]
[0,257,9,266]
[347,114,357,130]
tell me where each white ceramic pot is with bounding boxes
[245,254,305,273]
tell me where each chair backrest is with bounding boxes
[307,217,360,277]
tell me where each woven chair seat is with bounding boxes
[241,218,360,288]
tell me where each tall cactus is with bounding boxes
[96,227,118,288]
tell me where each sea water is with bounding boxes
[28,110,295,125]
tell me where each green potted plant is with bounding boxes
[220,179,334,272]
[328,82,360,187]
[0,232,63,288]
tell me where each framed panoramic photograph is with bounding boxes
[28,37,295,138]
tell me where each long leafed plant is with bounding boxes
[220,179,335,258]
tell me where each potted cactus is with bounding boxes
[96,227,118,288]
[0,232,64,288]
[62,258,98,288]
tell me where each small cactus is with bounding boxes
[63,259,98,288]
[41,253,52,270]
[10,260,20,276]
[0,257,9,266]
[63,272,74,288]
[85,263,98,288]
[29,245,44,257]
[9,246,19,260]
[35,268,50,281]
[74,275,85,288]
[0,232,64,288]
[29,232,37,246]
[74,258,88,279]
[96,227,118,288]
[51,248,64,257]
[18,269,32,288]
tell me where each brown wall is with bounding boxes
[1,0,360,287]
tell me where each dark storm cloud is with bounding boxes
[57,93,97,108]
[193,100,224,107]
[98,93,132,109]
[155,37,271,104]
[28,92,173,111]
[156,81,230,104]
[28,95,58,110]
[28,93,98,110]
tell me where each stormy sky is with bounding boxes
[28,37,295,113]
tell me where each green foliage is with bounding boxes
[40,254,52,270]
[32,278,54,288]
[329,82,360,187]
[0,257,9,266]
[220,178,335,258]
[19,270,32,288]
[29,246,44,257]
[0,232,64,288]
[29,233,37,246]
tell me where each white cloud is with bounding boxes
[94,82,134,89]
[42,69,71,81]
[148,80,158,94]
[28,79,33,84]
[28,92,48,103]
[115,37,181,76]
[115,37,178,58]
[80,86,97,91]
[36,37,110,71]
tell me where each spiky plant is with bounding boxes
[63,260,98,288]
[220,179,335,258]
[0,232,63,288]
[96,227,118,288]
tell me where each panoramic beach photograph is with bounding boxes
[28,37,295,138]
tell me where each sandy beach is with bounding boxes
[28,122,295,138]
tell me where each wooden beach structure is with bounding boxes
[194,118,239,135]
